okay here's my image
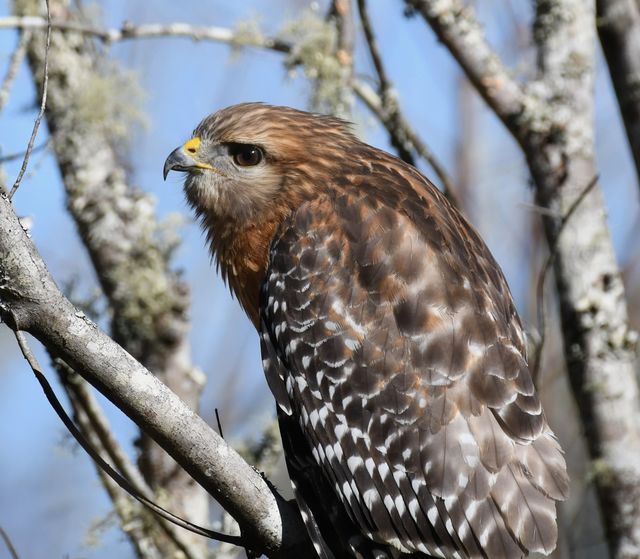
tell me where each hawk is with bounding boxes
[164,103,569,559]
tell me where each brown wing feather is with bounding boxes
[260,166,568,558]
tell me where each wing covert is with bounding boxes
[259,186,568,559]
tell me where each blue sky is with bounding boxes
[0,1,637,557]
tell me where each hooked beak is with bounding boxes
[163,146,197,181]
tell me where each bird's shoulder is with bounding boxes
[260,160,568,557]
[270,156,525,356]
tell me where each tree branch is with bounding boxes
[0,525,19,559]
[0,192,311,558]
[8,0,50,199]
[596,0,640,189]
[405,0,543,143]
[12,2,210,553]
[56,360,206,559]
[0,16,291,52]
[0,30,30,114]
[354,80,457,203]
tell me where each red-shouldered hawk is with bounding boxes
[164,103,569,559]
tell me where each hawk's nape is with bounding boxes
[164,103,569,559]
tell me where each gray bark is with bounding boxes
[596,0,640,188]
[408,1,640,557]
[12,0,208,554]
[0,191,311,558]
[532,3,640,557]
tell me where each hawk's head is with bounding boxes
[164,102,358,224]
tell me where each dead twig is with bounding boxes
[0,16,290,52]
[0,30,30,114]
[0,141,49,164]
[355,1,456,202]
[0,525,19,559]
[9,1,50,199]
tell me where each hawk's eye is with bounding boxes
[228,143,263,167]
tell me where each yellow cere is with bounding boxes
[181,136,226,176]
[183,137,201,155]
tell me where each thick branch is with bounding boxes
[406,0,541,143]
[0,16,291,52]
[12,1,208,549]
[532,2,640,557]
[0,192,310,558]
[596,0,640,188]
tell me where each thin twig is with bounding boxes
[56,362,204,559]
[354,80,458,204]
[0,30,30,114]
[9,2,51,200]
[0,16,291,52]
[355,2,457,202]
[356,0,390,93]
[3,11,455,201]
[0,141,49,164]
[0,525,19,559]
[215,408,225,440]
[12,330,244,548]
[531,174,600,383]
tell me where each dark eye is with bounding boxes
[228,143,263,167]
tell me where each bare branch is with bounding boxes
[8,0,50,199]
[13,2,210,551]
[356,0,391,93]
[57,362,206,559]
[354,2,456,202]
[0,525,19,559]
[0,30,30,114]
[14,330,244,549]
[354,80,457,203]
[0,192,311,558]
[0,16,291,52]
[596,0,640,188]
[62,378,172,559]
[405,0,541,143]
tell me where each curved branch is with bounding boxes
[405,0,541,144]
[354,80,457,203]
[596,0,640,189]
[0,192,311,558]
